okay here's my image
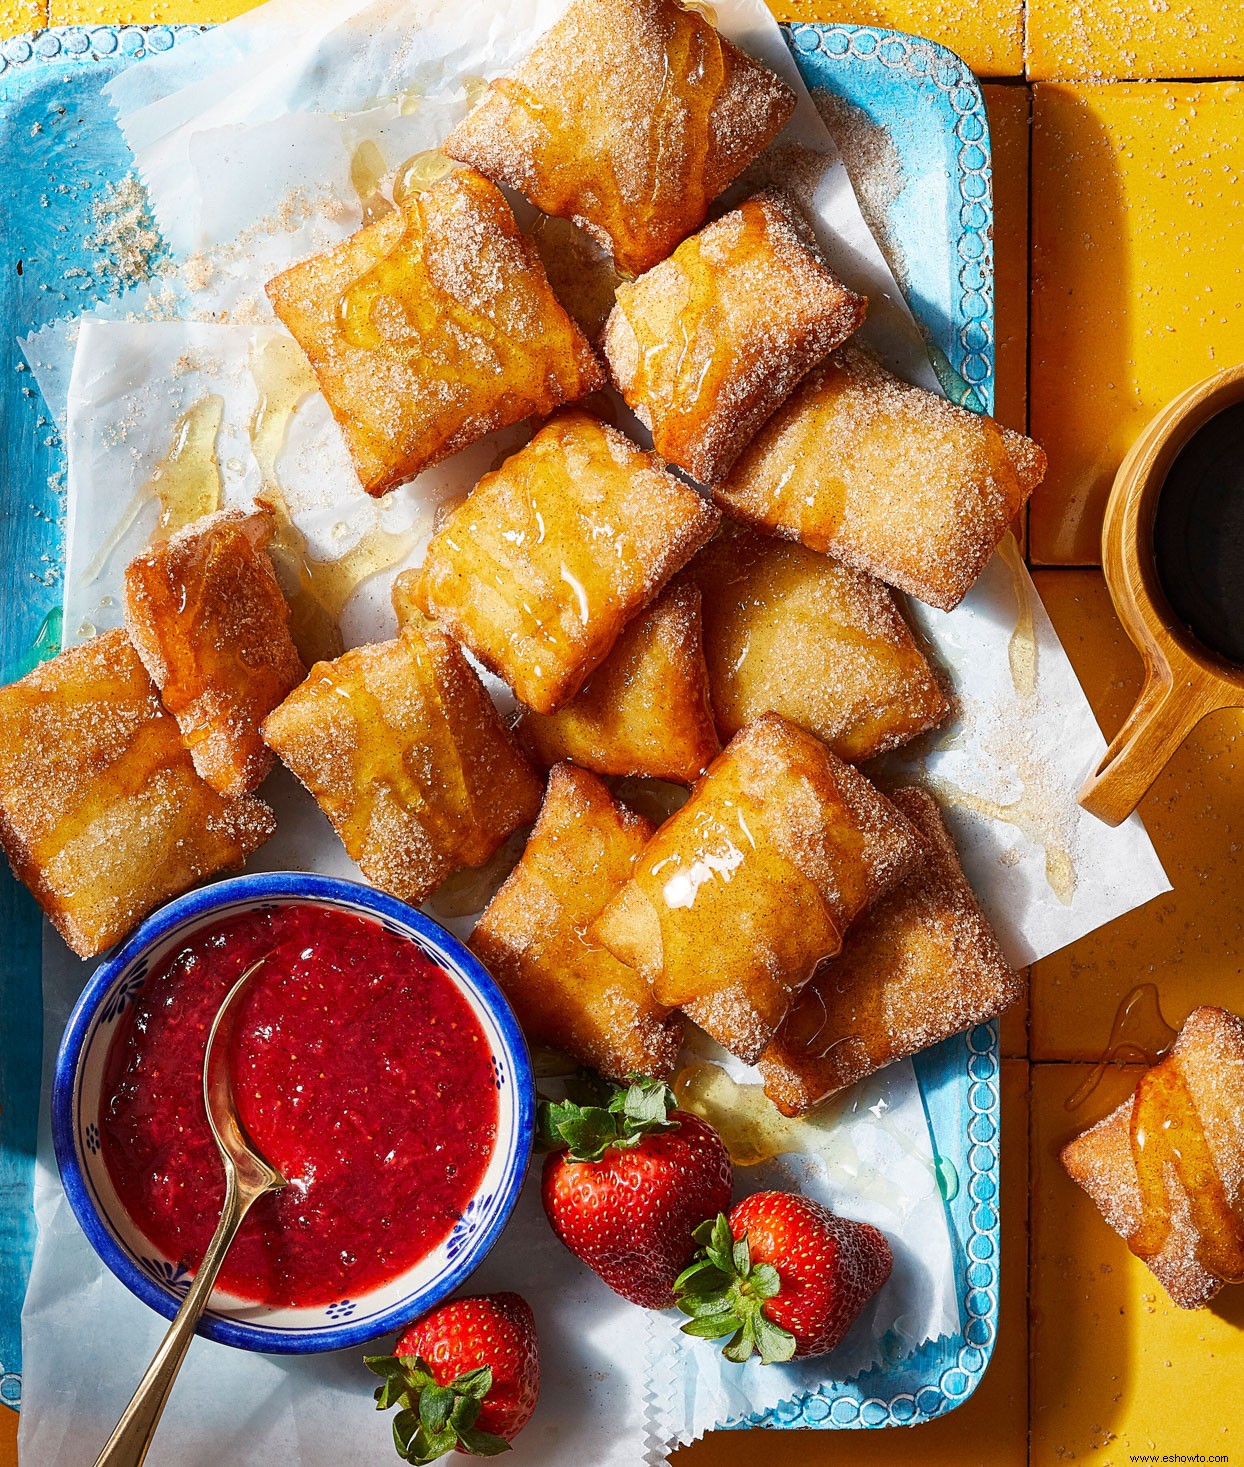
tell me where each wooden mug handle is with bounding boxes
[1078,663,1219,826]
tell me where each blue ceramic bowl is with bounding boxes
[52,872,535,1354]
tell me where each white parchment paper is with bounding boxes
[14,0,1169,1459]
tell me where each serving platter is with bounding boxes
[0,18,1001,1432]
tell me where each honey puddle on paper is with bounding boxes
[998,534,1036,698]
[349,139,394,226]
[1065,982,1179,1112]
[927,771,1077,905]
[83,394,224,584]
[248,334,421,666]
[674,1062,936,1211]
[674,1062,848,1166]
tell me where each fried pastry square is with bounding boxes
[0,630,274,958]
[516,579,719,784]
[261,626,542,904]
[687,526,948,762]
[715,344,1048,610]
[601,191,866,484]
[592,712,919,1062]
[759,787,1023,1114]
[444,0,795,278]
[266,167,604,498]
[1061,1006,1244,1310]
[124,509,305,797]
[407,410,719,714]
[472,763,683,1081]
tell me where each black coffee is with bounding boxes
[1152,398,1244,666]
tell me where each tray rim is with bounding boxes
[0,15,1002,1435]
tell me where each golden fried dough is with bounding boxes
[592,712,918,1062]
[759,787,1022,1114]
[407,410,719,714]
[687,526,948,762]
[472,763,682,1081]
[0,630,274,957]
[715,344,1047,610]
[516,579,719,784]
[123,509,304,797]
[1061,1006,1244,1310]
[261,626,542,904]
[444,0,795,278]
[601,191,866,484]
[266,168,603,498]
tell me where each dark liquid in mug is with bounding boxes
[1153,399,1244,665]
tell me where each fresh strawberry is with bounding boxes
[363,1292,539,1462]
[539,1077,733,1308]
[674,1192,892,1363]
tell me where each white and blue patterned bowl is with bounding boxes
[51,872,535,1354]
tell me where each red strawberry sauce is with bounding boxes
[100,904,499,1307]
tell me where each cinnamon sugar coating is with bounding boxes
[261,627,542,905]
[265,168,603,498]
[715,344,1047,611]
[406,410,719,715]
[516,578,719,785]
[686,525,948,762]
[759,787,1023,1115]
[124,509,305,797]
[1061,1005,1244,1310]
[602,191,866,485]
[0,629,274,957]
[472,763,683,1081]
[444,0,795,277]
[592,712,919,1063]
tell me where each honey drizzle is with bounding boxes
[83,396,224,584]
[1129,1054,1244,1282]
[334,168,557,423]
[622,200,769,468]
[392,149,454,209]
[491,5,723,269]
[1065,983,1178,1112]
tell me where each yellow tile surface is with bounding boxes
[983,84,1030,440]
[675,1062,1031,1466]
[1027,0,1244,83]
[0,0,45,37]
[1030,1061,1244,1465]
[1031,570,1244,1060]
[1029,82,1244,564]
[772,0,1022,77]
[49,0,257,21]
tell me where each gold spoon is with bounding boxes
[93,956,286,1467]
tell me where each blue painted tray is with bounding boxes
[0,19,1001,1432]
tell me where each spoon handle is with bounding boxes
[92,1166,259,1467]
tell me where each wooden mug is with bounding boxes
[1077,364,1244,826]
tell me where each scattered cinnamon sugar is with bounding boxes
[88,176,163,289]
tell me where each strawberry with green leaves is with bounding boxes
[540,1077,734,1309]
[675,1192,892,1363]
[364,1292,539,1462]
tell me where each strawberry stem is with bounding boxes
[673,1214,796,1366]
[363,1354,512,1461]
[537,1076,679,1163]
